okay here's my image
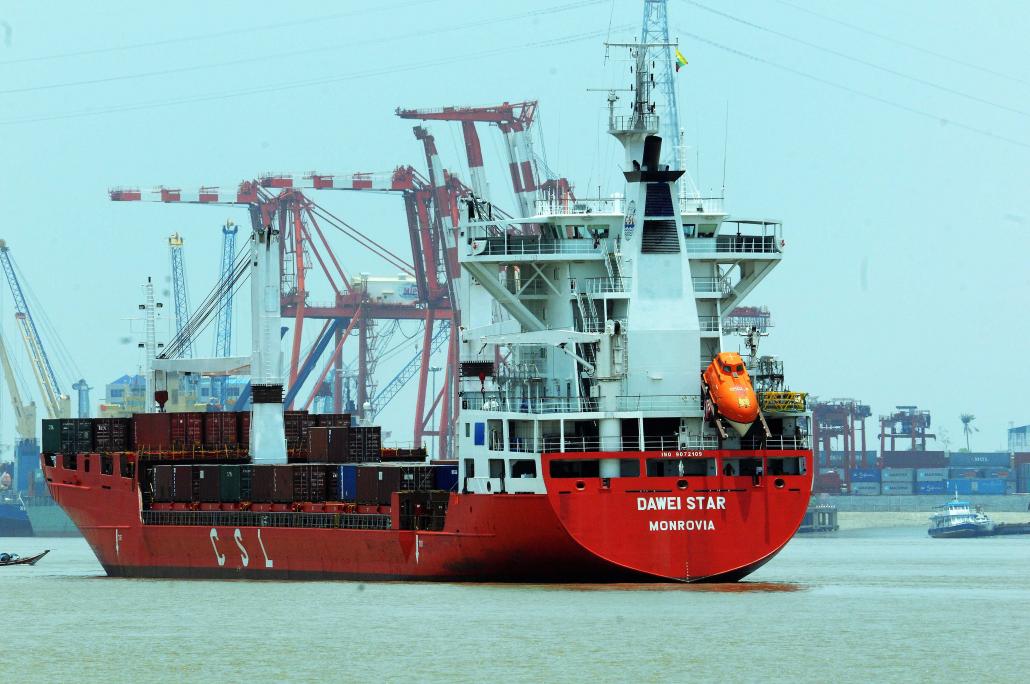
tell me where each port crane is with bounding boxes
[168,232,194,358]
[0,331,39,491]
[211,220,239,406]
[0,240,73,419]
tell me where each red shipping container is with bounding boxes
[132,413,173,451]
[170,412,205,448]
[273,465,294,503]
[238,412,252,448]
[203,412,239,448]
[1014,453,1030,467]
[250,465,274,502]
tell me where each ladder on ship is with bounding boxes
[574,291,601,333]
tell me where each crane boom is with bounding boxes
[0,240,69,419]
[168,233,194,358]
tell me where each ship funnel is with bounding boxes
[642,135,663,171]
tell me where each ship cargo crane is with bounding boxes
[0,240,72,419]
[396,101,575,217]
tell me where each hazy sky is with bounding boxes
[1,0,1028,455]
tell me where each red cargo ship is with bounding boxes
[45,38,813,582]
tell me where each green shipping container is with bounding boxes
[41,419,62,453]
[219,465,242,502]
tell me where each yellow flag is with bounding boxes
[675,48,688,72]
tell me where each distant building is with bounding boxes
[103,373,250,413]
[1008,424,1030,452]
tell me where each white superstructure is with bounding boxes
[452,43,804,496]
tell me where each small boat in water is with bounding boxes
[928,496,994,538]
[0,549,49,566]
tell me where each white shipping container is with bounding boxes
[881,468,914,483]
[916,468,948,482]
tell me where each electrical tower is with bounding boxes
[168,233,193,358]
[640,0,681,170]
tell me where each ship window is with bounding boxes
[464,458,475,478]
[489,459,505,479]
[101,455,114,476]
[724,458,761,476]
[620,459,641,477]
[510,459,537,478]
[83,456,90,473]
[767,457,804,476]
[647,458,715,477]
[62,454,77,470]
[120,457,135,479]
[43,454,55,468]
[549,459,600,478]
[722,365,732,373]
[736,364,744,372]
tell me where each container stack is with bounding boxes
[914,468,948,495]
[848,467,881,495]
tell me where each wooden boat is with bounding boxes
[0,549,49,566]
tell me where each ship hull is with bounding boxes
[0,501,33,537]
[44,449,811,582]
[24,495,80,537]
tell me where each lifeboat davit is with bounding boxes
[702,352,760,436]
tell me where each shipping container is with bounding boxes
[58,418,94,454]
[949,468,979,480]
[203,412,239,448]
[433,462,460,491]
[979,467,1014,481]
[1019,463,1030,493]
[170,412,205,448]
[314,413,351,428]
[251,465,275,502]
[273,465,295,503]
[849,482,880,496]
[172,465,194,503]
[335,464,358,501]
[849,467,881,483]
[240,465,253,501]
[948,452,1011,468]
[356,465,379,504]
[92,418,132,452]
[196,465,221,502]
[238,411,251,448]
[1014,453,1030,468]
[881,451,947,468]
[308,426,350,463]
[292,464,327,502]
[914,481,947,495]
[220,465,242,502]
[153,465,173,501]
[284,410,309,451]
[880,482,913,495]
[41,419,62,453]
[133,413,173,451]
[946,478,1008,495]
[881,468,914,483]
[916,468,948,482]
[813,471,842,494]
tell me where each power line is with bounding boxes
[769,0,1030,87]
[0,0,445,66]
[682,0,1030,119]
[675,27,1030,151]
[0,25,630,127]
[0,0,608,95]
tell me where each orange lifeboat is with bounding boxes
[702,351,759,436]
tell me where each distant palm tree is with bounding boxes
[960,414,978,452]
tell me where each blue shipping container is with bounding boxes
[337,464,358,501]
[948,452,1011,468]
[849,468,881,483]
[914,481,947,495]
[433,464,459,491]
[946,478,1008,495]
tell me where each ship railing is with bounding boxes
[462,394,600,414]
[609,113,659,133]
[468,235,606,257]
[759,391,808,412]
[691,276,732,294]
[574,276,631,294]
[534,197,624,216]
[616,395,702,411]
[680,196,725,214]
[503,278,551,296]
[541,434,718,452]
[740,436,809,450]
[142,509,393,530]
[698,315,721,332]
